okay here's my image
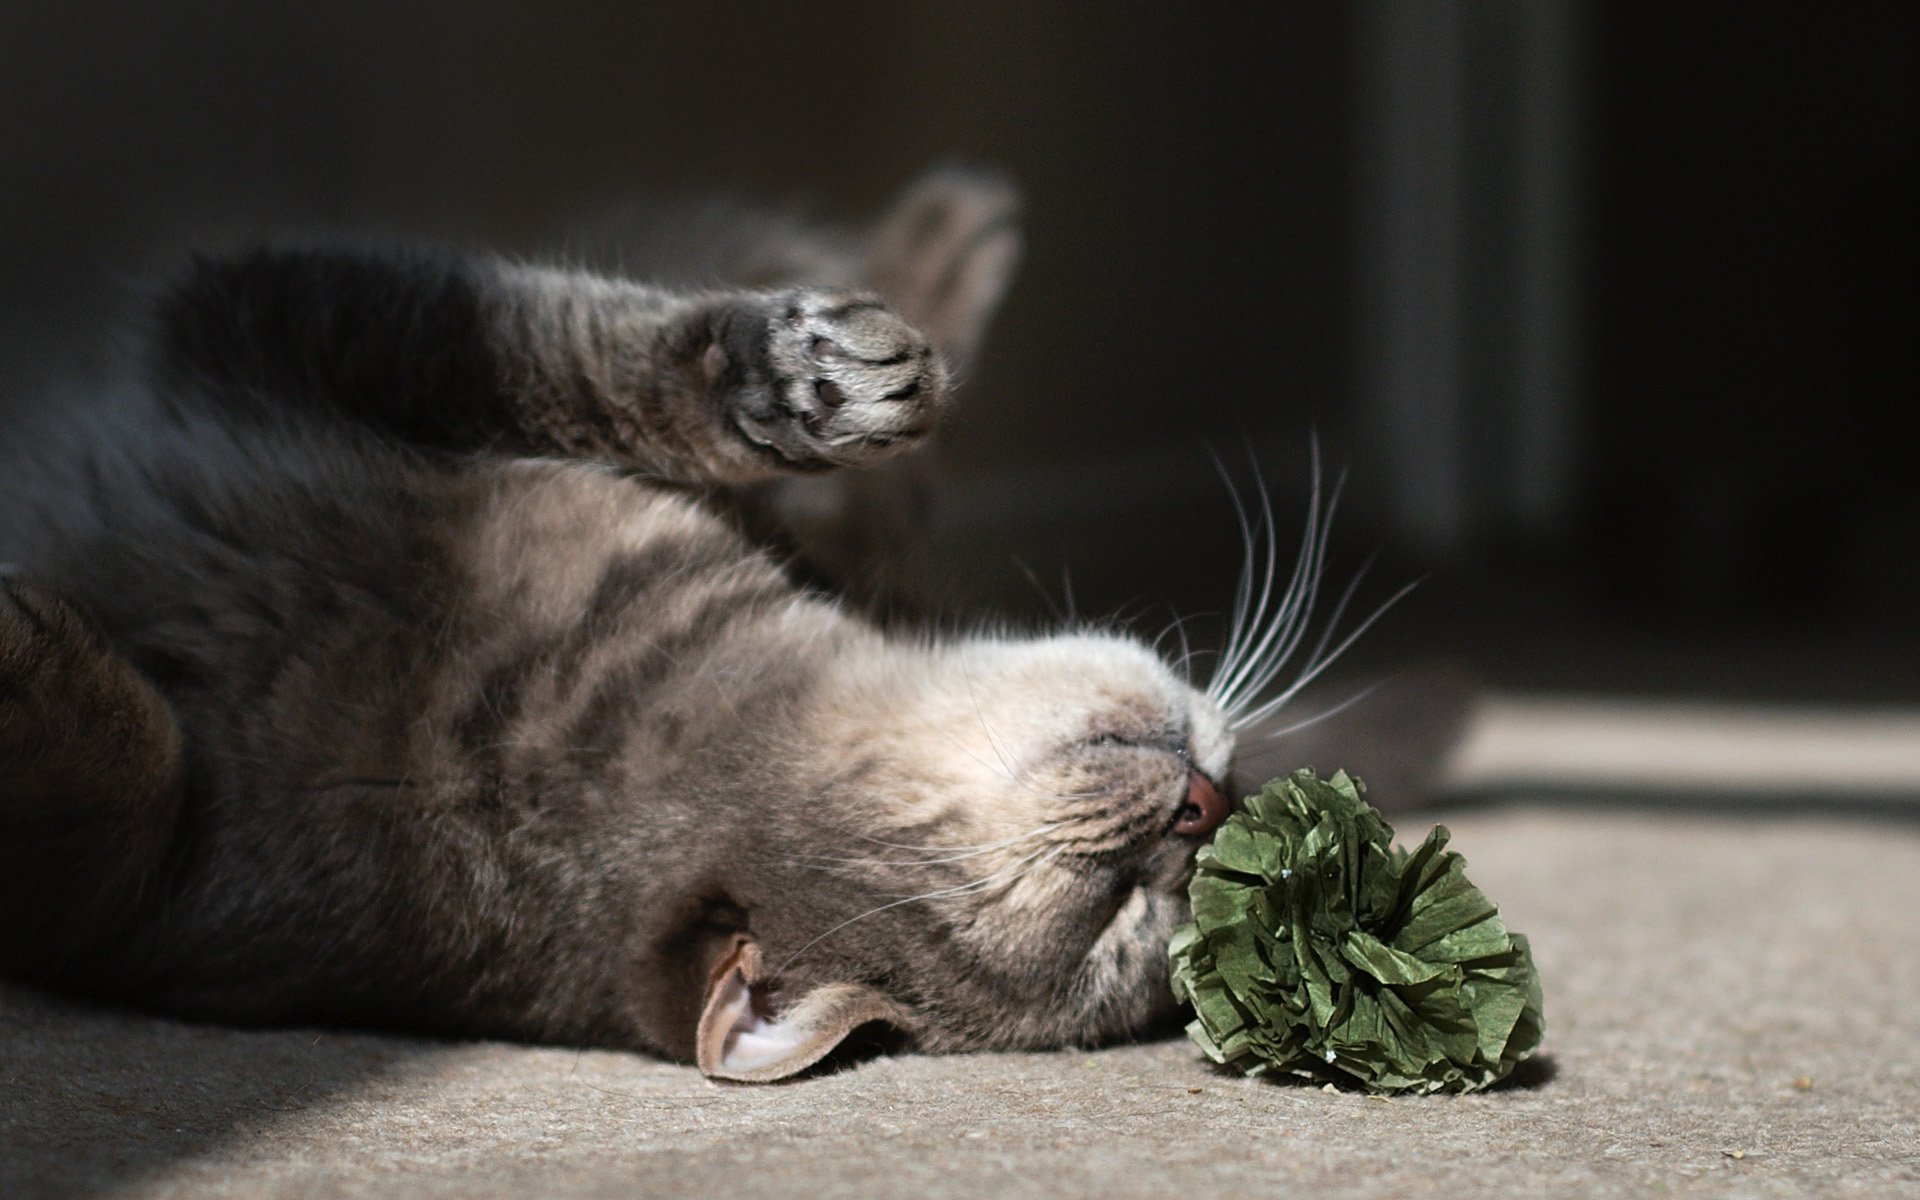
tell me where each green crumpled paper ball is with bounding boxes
[1168,768,1544,1094]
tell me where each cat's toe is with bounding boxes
[725,289,952,469]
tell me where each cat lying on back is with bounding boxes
[0,169,1294,1081]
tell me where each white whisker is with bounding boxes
[1204,438,1414,735]
[1256,681,1382,740]
[1214,445,1290,708]
[869,842,1061,899]
[1213,445,1329,715]
[1219,463,1345,717]
[821,822,1068,865]
[1206,447,1263,706]
[775,845,1065,973]
[1230,576,1420,731]
[950,665,1101,802]
[960,660,1024,781]
[1010,556,1070,624]
[1297,548,1377,676]
[1152,609,1202,690]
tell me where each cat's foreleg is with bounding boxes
[0,569,186,980]
[156,247,953,485]
[529,275,955,482]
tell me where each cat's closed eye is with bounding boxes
[1082,728,1182,752]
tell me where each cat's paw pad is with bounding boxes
[713,290,952,469]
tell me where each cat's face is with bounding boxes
[898,634,1237,1046]
[698,632,1237,1079]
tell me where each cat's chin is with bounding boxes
[1082,883,1186,997]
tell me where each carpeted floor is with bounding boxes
[4,802,1915,1199]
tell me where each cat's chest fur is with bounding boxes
[121,460,846,1050]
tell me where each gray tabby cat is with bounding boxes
[0,170,1249,1081]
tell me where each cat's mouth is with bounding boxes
[1124,769,1233,901]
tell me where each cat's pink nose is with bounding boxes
[1173,772,1231,837]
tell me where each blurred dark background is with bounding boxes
[2,2,1914,705]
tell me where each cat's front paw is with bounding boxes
[709,289,952,470]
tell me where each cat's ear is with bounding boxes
[862,165,1023,374]
[695,934,910,1082]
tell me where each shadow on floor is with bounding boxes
[0,982,439,1199]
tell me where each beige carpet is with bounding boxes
[5,804,1916,1199]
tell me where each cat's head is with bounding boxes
[682,440,1408,1080]
[694,630,1239,1080]
[677,172,1386,1080]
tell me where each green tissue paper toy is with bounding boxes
[1168,769,1544,1094]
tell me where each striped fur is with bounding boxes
[0,171,1245,1073]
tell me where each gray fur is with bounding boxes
[0,171,1235,1074]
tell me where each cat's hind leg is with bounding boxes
[0,568,185,981]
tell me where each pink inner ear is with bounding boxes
[697,935,832,1079]
[695,934,759,1073]
[693,938,910,1082]
[693,936,836,1080]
